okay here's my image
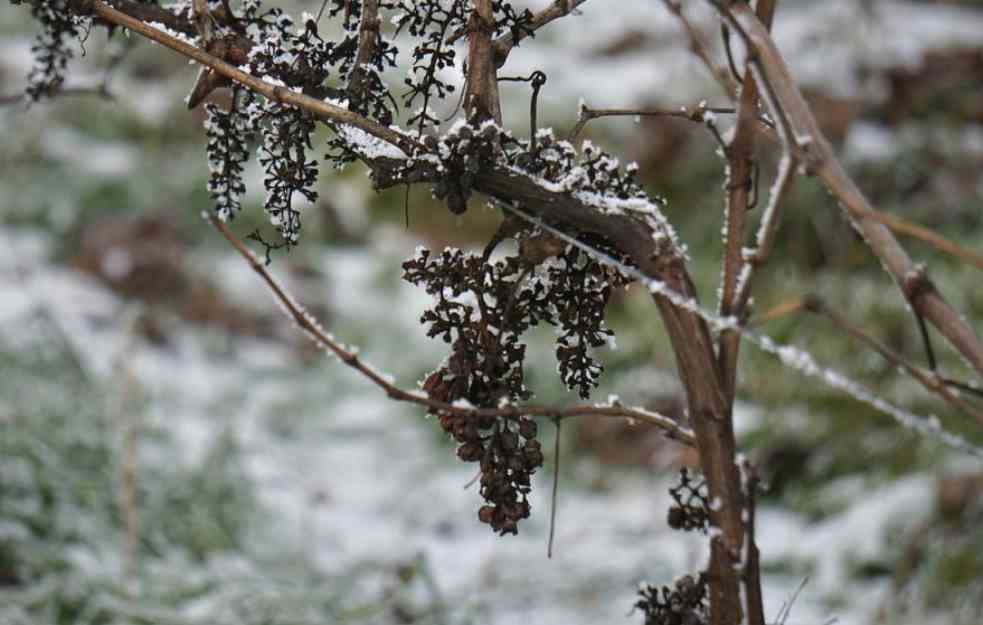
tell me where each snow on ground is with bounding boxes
[0,225,944,625]
[5,0,982,622]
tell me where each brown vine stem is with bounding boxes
[207,214,697,446]
[717,0,779,409]
[347,0,381,111]
[567,103,737,142]
[716,1,983,380]
[465,0,502,124]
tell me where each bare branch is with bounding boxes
[755,295,983,426]
[464,0,502,124]
[717,0,779,408]
[716,1,983,380]
[802,296,983,426]
[347,0,381,111]
[854,208,983,272]
[568,102,737,142]
[729,151,798,316]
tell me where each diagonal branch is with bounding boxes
[568,102,738,142]
[755,295,983,426]
[804,296,983,426]
[464,0,502,124]
[662,0,740,100]
[717,0,778,409]
[87,0,418,153]
[346,0,381,112]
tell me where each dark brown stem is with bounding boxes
[347,0,380,113]
[717,0,779,405]
[569,104,737,142]
[464,0,502,124]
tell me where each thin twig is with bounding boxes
[569,103,736,142]
[661,0,739,99]
[803,296,983,426]
[547,417,561,559]
[853,208,983,272]
[758,295,983,425]
[776,576,810,625]
[730,152,798,315]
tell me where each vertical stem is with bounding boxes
[347,0,380,115]
[465,0,502,124]
[718,0,779,403]
[644,257,745,625]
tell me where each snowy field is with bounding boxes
[2,1,982,624]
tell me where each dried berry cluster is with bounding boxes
[393,0,533,130]
[406,247,549,534]
[428,400,544,536]
[549,243,630,398]
[13,0,90,101]
[635,573,710,625]
[666,468,711,534]
[510,131,658,205]
[422,120,502,214]
[403,241,628,533]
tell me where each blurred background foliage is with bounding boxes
[2,1,982,624]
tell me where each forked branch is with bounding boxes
[713,1,983,380]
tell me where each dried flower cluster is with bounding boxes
[635,573,710,625]
[423,120,502,214]
[13,0,90,101]
[666,467,711,534]
[404,242,628,532]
